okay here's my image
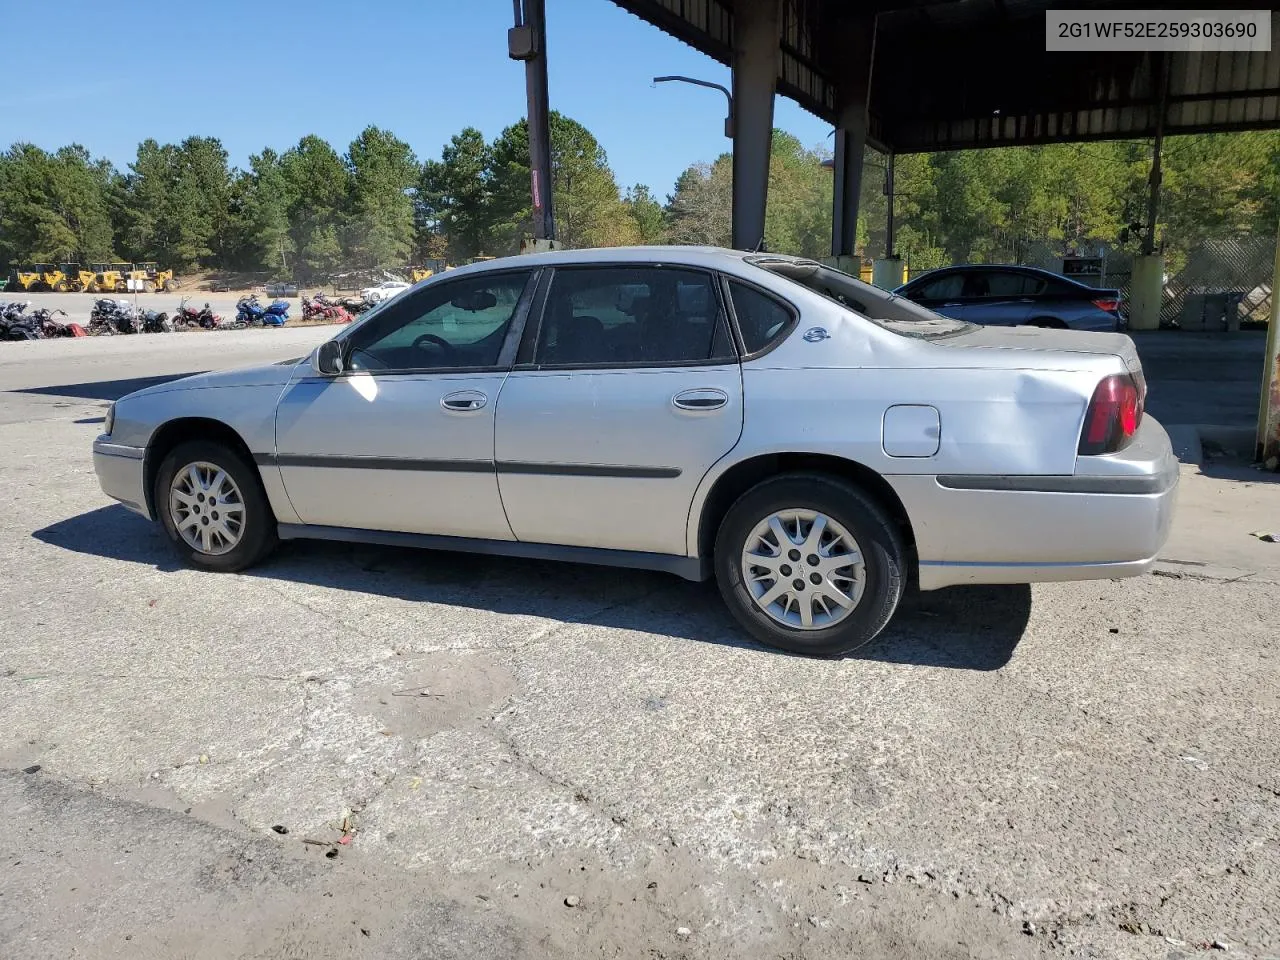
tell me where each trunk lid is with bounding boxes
[949,324,1143,377]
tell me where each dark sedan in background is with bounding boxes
[894,264,1123,331]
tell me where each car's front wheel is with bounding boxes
[714,474,906,657]
[155,440,278,572]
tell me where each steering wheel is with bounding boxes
[412,333,454,357]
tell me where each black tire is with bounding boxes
[154,440,278,572]
[714,473,906,657]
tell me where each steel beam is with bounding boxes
[1258,221,1280,468]
[730,0,781,250]
[511,0,555,242]
[829,16,876,258]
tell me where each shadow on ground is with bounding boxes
[11,372,205,402]
[1199,458,1280,485]
[35,505,1030,671]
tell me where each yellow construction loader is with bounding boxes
[71,267,98,292]
[90,263,132,293]
[10,264,47,291]
[137,262,176,292]
[40,264,76,292]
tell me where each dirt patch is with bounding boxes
[357,652,517,741]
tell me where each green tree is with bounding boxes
[419,127,493,261]
[118,137,232,269]
[279,135,349,276]
[624,184,666,243]
[763,131,832,257]
[242,148,295,273]
[665,158,732,247]
[488,112,635,252]
[346,126,418,269]
[0,143,115,265]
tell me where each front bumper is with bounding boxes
[93,436,150,518]
[890,416,1179,590]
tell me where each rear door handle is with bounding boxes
[441,390,487,411]
[673,388,729,411]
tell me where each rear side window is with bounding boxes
[912,273,964,300]
[984,272,1046,297]
[535,266,734,367]
[728,282,794,354]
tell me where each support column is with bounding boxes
[509,0,555,246]
[1130,53,1170,330]
[1257,221,1280,468]
[731,0,781,250]
[830,17,876,259]
[872,150,902,288]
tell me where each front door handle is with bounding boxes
[673,388,729,411]
[441,390,487,411]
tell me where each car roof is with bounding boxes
[435,245,759,280]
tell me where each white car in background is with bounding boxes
[361,281,411,305]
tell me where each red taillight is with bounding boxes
[1092,297,1121,313]
[1079,374,1142,455]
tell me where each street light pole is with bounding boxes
[652,75,734,138]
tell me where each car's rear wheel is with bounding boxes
[155,440,278,572]
[714,473,906,657]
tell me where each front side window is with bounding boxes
[913,273,964,300]
[346,272,531,371]
[535,267,734,367]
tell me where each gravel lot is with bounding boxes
[1,332,1278,959]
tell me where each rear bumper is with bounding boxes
[891,416,1178,590]
[93,436,150,518]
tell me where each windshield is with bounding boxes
[747,256,972,339]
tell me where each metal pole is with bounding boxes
[1142,53,1171,256]
[1256,221,1280,467]
[519,0,555,242]
[653,76,734,138]
[885,150,895,258]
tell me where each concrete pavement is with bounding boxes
[1,333,1278,959]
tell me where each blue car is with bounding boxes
[894,264,1123,332]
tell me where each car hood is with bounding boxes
[940,324,1142,376]
[126,358,305,399]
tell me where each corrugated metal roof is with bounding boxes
[611,0,1280,151]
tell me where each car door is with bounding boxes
[272,269,537,539]
[494,264,743,557]
[962,270,1038,326]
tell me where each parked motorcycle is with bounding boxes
[236,294,290,327]
[29,307,85,338]
[90,298,157,334]
[174,297,222,330]
[302,292,353,324]
[1,302,40,340]
[140,309,173,334]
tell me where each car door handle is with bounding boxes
[673,388,729,411]
[440,390,487,411]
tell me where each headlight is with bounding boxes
[104,402,115,436]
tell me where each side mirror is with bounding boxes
[313,340,345,376]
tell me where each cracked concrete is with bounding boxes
[2,333,1279,958]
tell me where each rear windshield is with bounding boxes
[747,256,972,339]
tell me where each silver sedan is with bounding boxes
[93,247,1177,656]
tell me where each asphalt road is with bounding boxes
[1,333,1278,959]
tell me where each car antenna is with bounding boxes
[751,236,768,253]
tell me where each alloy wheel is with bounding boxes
[168,461,246,555]
[740,508,865,630]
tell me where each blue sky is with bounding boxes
[4,0,831,200]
